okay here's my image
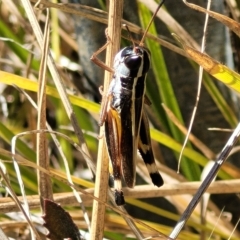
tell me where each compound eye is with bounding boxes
[124,55,141,69]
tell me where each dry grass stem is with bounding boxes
[0,178,240,213]
[90,1,123,239]
[36,8,53,208]
[29,0,187,58]
[20,0,93,171]
[162,103,216,159]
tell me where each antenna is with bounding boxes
[123,24,136,48]
[139,0,165,46]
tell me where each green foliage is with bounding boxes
[0,0,240,239]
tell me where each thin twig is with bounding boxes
[169,122,240,239]
[178,0,212,172]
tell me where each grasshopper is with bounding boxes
[93,0,165,206]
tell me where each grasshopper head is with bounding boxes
[114,46,150,77]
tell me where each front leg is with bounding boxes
[90,28,114,73]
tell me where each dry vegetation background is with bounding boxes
[1,0,240,239]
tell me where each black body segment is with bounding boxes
[115,190,125,206]
[138,110,164,187]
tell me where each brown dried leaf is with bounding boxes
[42,199,83,240]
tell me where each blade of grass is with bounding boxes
[174,34,240,94]
[138,2,201,180]
[0,21,39,70]
[203,72,238,127]
[36,9,53,207]
[151,128,231,179]
[0,71,100,113]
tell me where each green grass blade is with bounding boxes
[0,71,100,113]
[0,20,39,70]
[138,3,201,180]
